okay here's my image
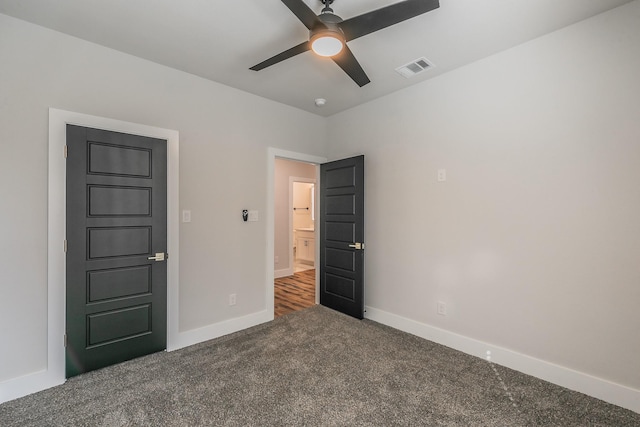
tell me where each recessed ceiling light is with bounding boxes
[314,98,327,107]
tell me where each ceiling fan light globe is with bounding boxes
[311,35,343,57]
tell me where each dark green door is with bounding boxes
[320,155,365,319]
[66,125,167,378]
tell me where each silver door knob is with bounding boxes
[348,243,364,250]
[148,252,165,261]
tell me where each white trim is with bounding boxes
[365,306,640,414]
[289,176,316,276]
[267,148,326,313]
[274,268,293,279]
[0,369,59,403]
[0,109,180,405]
[171,310,272,350]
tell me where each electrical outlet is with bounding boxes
[437,301,447,315]
[229,293,236,306]
[437,169,446,182]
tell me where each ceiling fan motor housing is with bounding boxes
[318,10,342,25]
[310,11,344,42]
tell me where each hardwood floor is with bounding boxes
[274,269,316,318]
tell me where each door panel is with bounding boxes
[325,222,355,242]
[325,248,355,271]
[88,185,152,216]
[87,265,152,302]
[88,142,151,177]
[87,227,151,258]
[324,165,355,187]
[66,125,167,378]
[87,305,151,346]
[325,194,355,214]
[325,274,355,299]
[320,155,364,319]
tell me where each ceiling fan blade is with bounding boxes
[281,0,323,30]
[250,41,311,71]
[332,45,370,87]
[340,0,440,42]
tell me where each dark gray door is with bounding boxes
[66,125,167,378]
[320,155,365,319]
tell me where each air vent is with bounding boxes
[395,57,433,78]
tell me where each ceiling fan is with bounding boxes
[250,0,440,87]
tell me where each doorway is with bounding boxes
[292,180,315,273]
[47,109,179,389]
[273,158,318,317]
[267,149,365,320]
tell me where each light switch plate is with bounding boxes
[248,210,259,222]
[182,210,191,223]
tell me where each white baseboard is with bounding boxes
[0,369,64,404]
[168,309,273,351]
[274,268,293,279]
[1,310,273,404]
[365,306,640,414]
[5,307,637,414]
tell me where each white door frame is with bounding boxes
[266,148,326,314]
[289,177,316,275]
[47,109,180,390]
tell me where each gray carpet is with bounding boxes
[1,306,638,426]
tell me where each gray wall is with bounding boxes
[0,13,326,382]
[326,1,640,392]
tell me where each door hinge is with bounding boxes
[64,145,68,158]
[63,239,67,253]
[64,334,67,347]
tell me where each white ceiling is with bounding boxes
[0,0,632,116]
